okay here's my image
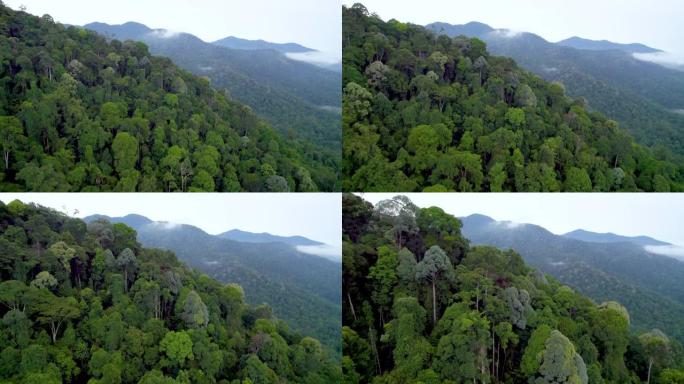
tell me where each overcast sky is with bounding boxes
[359,193,684,247]
[0,193,341,248]
[345,0,684,59]
[4,0,341,56]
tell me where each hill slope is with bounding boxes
[460,214,684,343]
[0,5,337,191]
[84,21,342,152]
[0,199,340,383]
[83,214,342,356]
[342,194,684,383]
[426,21,684,156]
[342,4,683,192]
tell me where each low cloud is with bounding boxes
[286,51,341,65]
[150,221,180,230]
[644,245,684,262]
[296,244,341,262]
[493,220,525,229]
[633,51,684,69]
[148,29,180,39]
[489,29,523,39]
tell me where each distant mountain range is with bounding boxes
[218,229,323,246]
[556,36,661,54]
[83,214,341,355]
[562,228,670,246]
[212,36,314,53]
[426,21,684,156]
[460,214,684,343]
[83,22,342,151]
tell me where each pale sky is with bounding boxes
[4,0,342,56]
[0,193,342,248]
[345,0,684,58]
[359,193,684,248]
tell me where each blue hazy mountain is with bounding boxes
[557,36,661,54]
[562,229,670,246]
[212,36,313,53]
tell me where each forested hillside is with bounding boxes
[85,22,342,152]
[427,21,684,157]
[342,4,684,192]
[342,194,684,383]
[0,200,340,383]
[0,4,337,192]
[460,214,684,345]
[83,214,342,358]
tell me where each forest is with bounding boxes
[0,4,338,192]
[342,4,684,192]
[0,199,340,383]
[342,193,684,383]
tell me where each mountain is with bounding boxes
[0,5,336,192]
[83,214,342,356]
[460,213,684,343]
[0,199,340,383]
[212,36,314,53]
[426,21,684,156]
[342,194,684,383]
[562,228,670,246]
[84,21,342,153]
[342,4,683,192]
[218,229,323,246]
[557,36,661,54]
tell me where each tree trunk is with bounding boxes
[4,150,9,169]
[347,291,358,321]
[432,280,437,325]
[647,358,653,384]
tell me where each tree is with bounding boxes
[0,116,24,169]
[30,271,57,291]
[112,131,139,174]
[415,245,455,325]
[116,248,137,292]
[433,307,491,383]
[35,295,80,343]
[535,330,588,384]
[159,331,194,367]
[180,290,209,329]
[639,329,672,384]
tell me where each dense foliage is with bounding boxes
[342,4,684,192]
[426,22,684,158]
[0,199,340,383]
[88,214,342,359]
[0,4,338,192]
[342,193,684,383]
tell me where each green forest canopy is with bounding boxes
[0,199,340,383]
[0,4,339,192]
[342,193,684,383]
[342,4,684,192]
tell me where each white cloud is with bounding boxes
[633,51,684,68]
[489,29,523,39]
[286,51,342,65]
[296,244,341,262]
[644,245,684,262]
[148,29,180,39]
[150,221,181,230]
